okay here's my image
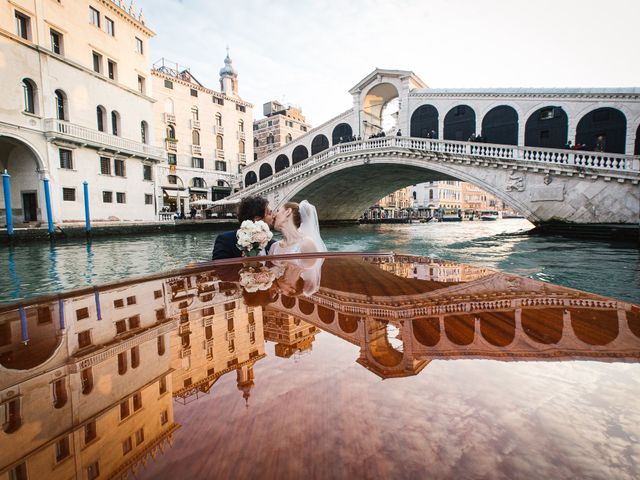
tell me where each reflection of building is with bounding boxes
[0,281,179,480]
[253,101,311,162]
[0,0,164,224]
[164,271,266,405]
[152,54,253,214]
[262,309,318,358]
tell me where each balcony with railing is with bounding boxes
[216,149,225,159]
[214,125,224,136]
[164,113,176,124]
[192,144,202,155]
[44,119,165,161]
[166,138,178,152]
[237,131,246,140]
[190,119,200,130]
[237,153,246,164]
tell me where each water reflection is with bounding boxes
[0,254,638,479]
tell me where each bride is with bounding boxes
[270,200,327,256]
[270,200,326,296]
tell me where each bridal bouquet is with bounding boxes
[236,220,273,257]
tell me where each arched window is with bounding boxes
[275,154,289,172]
[285,133,293,143]
[22,78,36,114]
[111,111,120,136]
[332,123,353,145]
[245,171,258,186]
[525,106,568,149]
[2,399,21,433]
[192,106,199,121]
[166,125,176,139]
[311,134,329,154]
[157,335,165,356]
[481,106,518,145]
[239,140,245,154]
[215,113,222,127]
[410,104,439,138]
[140,121,148,144]
[52,378,67,408]
[429,189,433,200]
[238,119,244,132]
[575,107,627,154]
[266,134,274,145]
[81,368,93,395]
[192,130,200,145]
[54,89,67,121]
[96,105,106,132]
[443,105,476,141]
[254,138,259,147]
[192,177,205,188]
[216,135,223,150]
[292,145,309,164]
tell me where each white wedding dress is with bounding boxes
[270,200,326,295]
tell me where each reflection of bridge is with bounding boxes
[235,69,640,230]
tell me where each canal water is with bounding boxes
[0,219,638,304]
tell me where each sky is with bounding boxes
[139,0,640,126]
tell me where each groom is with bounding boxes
[211,196,275,260]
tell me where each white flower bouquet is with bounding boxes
[236,220,273,257]
[239,265,281,293]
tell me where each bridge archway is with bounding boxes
[0,134,46,224]
[481,105,518,145]
[259,163,273,180]
[413,317,440,346]
[311,134,329,155]
[245,171,257,186]
[332,123,353,145]
[524,106,568,149]
[444,105,476,141]
[279,156,536,224]
[292,145,309,164]
[575,107,626,153]
[275,154,289,173]
[362,82,399,137]
[410,104,439,138]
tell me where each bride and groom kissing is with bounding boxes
[211,195,326,260]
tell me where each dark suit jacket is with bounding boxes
[211,230,275,260]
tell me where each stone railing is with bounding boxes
[44,119,165,160]
[238,136,639,197]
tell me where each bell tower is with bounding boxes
[219,47,238,96]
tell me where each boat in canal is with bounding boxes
[480,210,502,221]
[0,253,638,479]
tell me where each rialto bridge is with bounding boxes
[235,69,640,231]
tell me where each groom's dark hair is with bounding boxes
[238,196,268,222]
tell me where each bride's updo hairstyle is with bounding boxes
[284,202,301,228]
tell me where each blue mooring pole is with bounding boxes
[83,181,91,236]
[19,305,29,344]
[2,170,14,240]
[43,177,54,238]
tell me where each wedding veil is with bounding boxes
[298,200,327,252]
[297,200,326,296]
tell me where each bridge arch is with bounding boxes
[275,154,290,173]
[575,107,626,153]
[332,123,353,145]
[570,308,618,345]
[410,104,439,138]
[318,305,335,324]
[338,313,359,334]
[524,106,568,149]
[481,105,518,145]
[276,154,537,224]
[311,134,329,155]
[443,105,476,141]
[413,317,440,346]
[362,82,399,137]
[259,163,273,180]
[244,171,258,186]
[292,145,309,164]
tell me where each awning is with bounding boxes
[162,186,186,191]
[189,187,208,193]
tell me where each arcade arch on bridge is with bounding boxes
[481,105,518,145]
[332,123,353,145]
[292,145,309,164]
[245,171,258,186]
[275,154,290,172]
[575,107,626,153]
[311,134,329,155]
[362,82,400,137]
[525,106,568,149]
[410,104,439,138]
[444,105,476,141]
[259,163,273,181]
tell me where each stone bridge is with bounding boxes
[232,69,640,231]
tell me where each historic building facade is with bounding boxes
[253,101,311,162]
[0,0,164,224]
[151,54,253,215]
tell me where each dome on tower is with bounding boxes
[219,52,237,77]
